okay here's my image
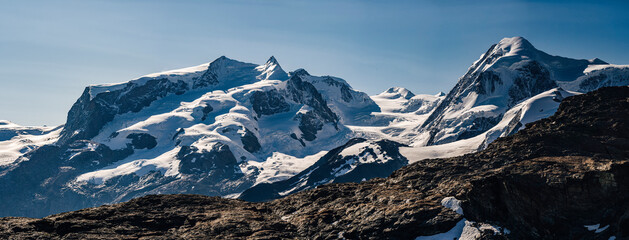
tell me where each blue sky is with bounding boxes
[1,0,628,125]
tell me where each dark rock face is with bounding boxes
[285,75,338,124]
[1,86,627,239]
[200,104,213,121]
[126,133,157,149]
[580,73,609,92]
[322,76,354,102]
[249,74,342,143]
[289,133,306,146]
[508,61,557,106]
[289,68,310,77]
[475,71,503,95]
[250,89,290,116]
[64,141,134,170]
[457,115,503,140]
[0,141,133,217]
[294,111,324,141]
[285,75,339,141]
[177,143,239,176]
[58,57,235,146]
[240,128,261,153]
[0,131,18,141]
[502,109,523,137]
[59,88,117,146]
[578,69,629,93]
[59,78,190,145]
[463,157,629,239]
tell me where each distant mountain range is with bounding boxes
[1,36,628,218]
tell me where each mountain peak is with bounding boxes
[205,55,250,76]
[378,87,415,99]
[266,56,278,65]
[290,68,310,77]
[208,55,236,67]
[212,55,232,64]
[256,56,288,80]
[495,36,537,56]
[589,58,608,65]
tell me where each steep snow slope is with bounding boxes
[417,37,620,146]
[239,138,408,202]
[0,121,61,166]
[347,87,444,144]
[249,87,583,203]
[558,64,629,92]
[400,87,580,162]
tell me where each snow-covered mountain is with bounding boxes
[240,138,408,202]
[0,37,628,217]
[417,37,626,146]
[0,56,383,217]
[0,121,61,166]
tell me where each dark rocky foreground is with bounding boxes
[1,86,628,239]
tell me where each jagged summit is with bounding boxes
[255,56,288,80]
[267,55,279,64]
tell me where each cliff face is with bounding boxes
[1,86,628,239]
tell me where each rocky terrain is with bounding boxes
[1,86,626,239]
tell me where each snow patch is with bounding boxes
[415,219,510,240]
[584,224,610,233]
[75,147,181,185]
[0,123,62,166]
[441,197,464,215]
[247,151,326,185]
[584,64,629,73]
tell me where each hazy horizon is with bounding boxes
[2,0,628,126]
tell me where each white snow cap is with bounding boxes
[495,36,537,55]
[256,56,288,80]
[378,87,415,99]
